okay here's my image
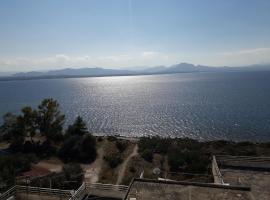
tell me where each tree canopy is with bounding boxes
[37,98,65,142]
[66,116,88,136]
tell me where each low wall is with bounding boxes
[16,192,70,200]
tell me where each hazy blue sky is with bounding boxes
[0,0,270,72]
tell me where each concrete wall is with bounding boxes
[16,192,70,200]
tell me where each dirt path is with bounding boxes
[35,157,63,173]
[116,144,138,185]
[82,147,104,183]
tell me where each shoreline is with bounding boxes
[94,134,270,143]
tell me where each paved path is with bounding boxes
[116,144,138,185]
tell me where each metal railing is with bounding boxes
[69,183,86,200]
[16,185,72,196]
[85,182,128,192]
[216,155,270,162]
[215,155,270,171]
[0,182,128,200]
[0,186,16,200]
[212,156,224,185]
[0,185,72,200]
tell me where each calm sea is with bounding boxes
[0,72,270,141]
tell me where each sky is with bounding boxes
[0,0,270,72]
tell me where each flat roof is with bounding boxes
[216,155,270,200]
[124,179,252,200]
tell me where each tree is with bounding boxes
[58,135,80,162]
[66,116,88,136]
[79,135,96,163]
[59,135,96,164]
[0,154,32,188]
[0,113,17,141]
[141,149,153,162]
[8,118,26,153]
[62,163,83,189]
[37,99,65,142]
[104,153,123,168]
[17,107,38,142]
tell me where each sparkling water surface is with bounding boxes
[0,72,270,141]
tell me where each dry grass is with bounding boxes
[34,157,63,173]
[99,138,135,184]
[0,141,9,149]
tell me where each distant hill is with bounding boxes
[1,63,269,81]
[13,67,133,77]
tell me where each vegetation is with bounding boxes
[37,98,65,142]
[59,116,97,163]
[116,140,128,153]
[0,153,34,191]
[59,134,96,163]
[1,99,270,188]
[140,149,153,162]
[28,163,83,190]
[138,136,270,174]
[66,116,89,136]
[0,99,97,189]
[104,153,123,168]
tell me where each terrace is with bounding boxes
[1,155,269,200]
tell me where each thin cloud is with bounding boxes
[220,48,270,56]
[1,48,270,72]
[0,52,169,71]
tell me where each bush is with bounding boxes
[141,149,153,162]
[0,153,32,189]
[168,150,185,171]
[63,163,83,189]
[59,135,97,164]
[8,137,24,153]
[104,153,123,168]
[116,141,128,153]
[129,166,136,173]
[78,135,97,163]
[39,140,56,158]
[107,135,117,142]
[30,164,84,190]
[138,136,171,155]
[59,136,80,162]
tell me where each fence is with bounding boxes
[0,185,72,200]
[85,182,128,199]
[0,186,16,200]
[85,182,128,192]
[215,155,270,171]
[0,182,128,200]
[69,183,86,200]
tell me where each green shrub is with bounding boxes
[138,136,171,155]
[0,153,32,189]
[116,141,128,153]
[104,153,123,168]
[129,166,136,173]
[63,163,83,189]
[59,134,97,164]
[168,150,185,171]
[141,149,153,162]
[107,135,117,142]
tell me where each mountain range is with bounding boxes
[1,63,270,81]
